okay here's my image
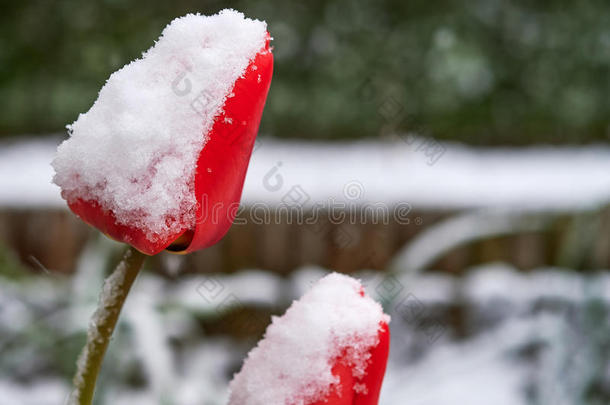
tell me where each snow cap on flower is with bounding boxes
[227,273,391,405]
[52,10,272,255]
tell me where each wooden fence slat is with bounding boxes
[1,207,609,275]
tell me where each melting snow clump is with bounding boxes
[52,10,267,241]
[227,273,390,405]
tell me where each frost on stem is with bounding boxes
[69,247,145,405]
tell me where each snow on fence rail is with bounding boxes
[2,137,610,210]
[1,137,609,274]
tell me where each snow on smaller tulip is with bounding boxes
[52,9,273,255]
[227,273,391,405]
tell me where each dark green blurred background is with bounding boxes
[2,0,610,145]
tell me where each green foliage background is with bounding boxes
[1,0,609,145]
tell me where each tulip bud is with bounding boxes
[228,273,391,405]
[52,10,273,255]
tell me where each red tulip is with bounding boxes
[309,321,390,405]
[227,275,390,405]
[67,35,273,256]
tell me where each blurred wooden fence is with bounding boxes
[0,206,609,275]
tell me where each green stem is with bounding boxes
[70,246,147,405]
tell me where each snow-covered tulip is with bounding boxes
[54,11,274,405]
[52,10,273,255]
[228,273,391,405]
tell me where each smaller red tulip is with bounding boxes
[227,273,391,405]
[52,10,273,256]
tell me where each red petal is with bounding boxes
[308,361,355,405]
[68,198,185,255]
[185,36,273,252]
[309,321,390,405]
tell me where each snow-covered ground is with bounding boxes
[1,255,608,405]
[1,136,610,210]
